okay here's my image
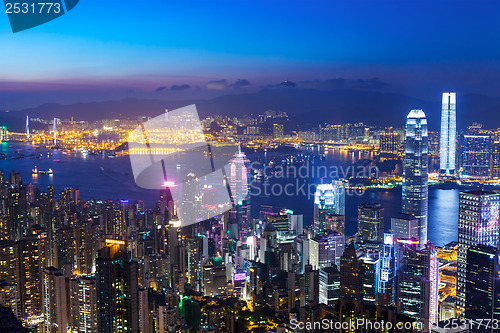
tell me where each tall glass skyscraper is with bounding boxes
[313,181,345,233]
[462,135,490,179]
[396,241,438,332]
[402,109,428,247]
[440,92,456,175]
[457,190,500,314]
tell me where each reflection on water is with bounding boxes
[428,189,459,246]
[2,143,458,246]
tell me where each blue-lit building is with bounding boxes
[462,135,490,179]
[228,147,251,240]
[396,241,438,332]
[313,181,345,233]
[402,109,429,247]
[377,232,397,306]
[457,190,500,313]
[440,93,457,175]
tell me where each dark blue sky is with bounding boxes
[1,0,500,107]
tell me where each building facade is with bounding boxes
[402,109,429,247]
[313,181,345,233]
[462,135,490,179]
[457,190,500,313]
[440,92,457,175]
[358,203,385,243]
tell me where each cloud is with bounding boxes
[229,79,251,89]
[170,84,191,91]
[206,79,227,90]
[155,86,167,92]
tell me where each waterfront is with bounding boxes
[1,143,458,246]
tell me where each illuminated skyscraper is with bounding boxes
[185,236,203,292]
[228,146,250,240]
[41,267,68,333]
[391,213,419,241]
[462,135,490,179]
[402,109,428,247]
[457,190,500,313]
[340,242,362,299]
[310,231,345,270]
[314,181,345,233]
[357,203,384,243]
[18,235,41,322]
[25,116,29,141]
[490,131,500,179]
[361,253,379,303]
[396,241,438,332]
[465,245,500,332]
[377,233,396,306]
[319,265,340,306]
[53,117,57,146]
[440,93,456,175]
[96,242,139,333]
[70,276,97,333]
[379,132,400,153]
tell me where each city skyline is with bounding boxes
[0,0,500,330]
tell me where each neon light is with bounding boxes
[234,273,246,281]
[397,239,419,245]
[105,239,125,245]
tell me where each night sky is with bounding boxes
[1,0,500,107]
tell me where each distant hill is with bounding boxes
[4,89,500,132]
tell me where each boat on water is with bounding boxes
[32,166,53,175]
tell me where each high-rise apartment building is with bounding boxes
[96,242,139,333]
[70,276,97,333]
[41,267,68,333]
[440,93,457,175]
[402,109,429,247]
[18,235,41,322]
